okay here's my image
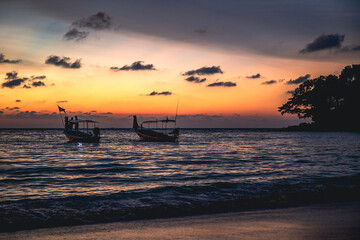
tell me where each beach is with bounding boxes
[1,202,359,240]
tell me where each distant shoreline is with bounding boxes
[1,127,359,132]
[0,128,279,130]
[279,123,360,132]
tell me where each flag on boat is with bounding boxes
[58,105,66,113]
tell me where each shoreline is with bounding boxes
[1,202,359,240]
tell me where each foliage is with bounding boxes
[279,65,360,131]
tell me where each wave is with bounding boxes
[1,174,359,232]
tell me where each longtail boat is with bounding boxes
[58,105,101,143]
[133,115,179,142]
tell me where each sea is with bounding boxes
[0,129,359,232]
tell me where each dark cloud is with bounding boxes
[103,112,113,115]
[6,107,20,110]
[338,45,360,52]
[110,61,156,71]
[261,80,277,85]
[56,100,68,103]
[0,109,114,127]
[31,75,46,80]
[183,66,223,76]
[246,73,261,79]
[2,78,27,88]
[185,76,206,83]
[4,1,359,62]
[0,110,3,115]
[299,33,345,54]
[15,100,21,102]
[286,74,311,84]
[32,81,46,87]
[147,91,172,96]
[2,71,47,89]
[64,28,89,41]
[45,55,81,69]
[5,71,18,79]
[194,25,208,34]
[207,81,236,87]
[0,53,21,64]
[72,12,112,30]
[15,110,38,117]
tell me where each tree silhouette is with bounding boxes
[279,65,360,131]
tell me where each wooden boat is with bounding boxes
[64,119,101,143]
[133,115,179,142]
[58,105,101,143]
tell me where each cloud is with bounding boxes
[299,33,345,54]
[31,75,46,80]
[7,1,360,62]
[56,100,68,103]
[0,110,3,115]
[32,81,46,87]
[5,71,18,79]
[146,91,172,96]
[72,12,113,30]
[45,55,81,68]
[14,110,38,117]
[2,71,48,89]
[207,81,236,87]
[6,107,20,110]
[110,61,156,71]
[194,25,208,34]
[261,80,277,85]
[286,74,311,84]
[63,28,89,41]
[15,100,21,102]
[338,45,360,52]
[62,12,113,42]
[0,53,21,64]
[246,73,261,79]
[182,66,223,76]
[2,78,27,88]
[185,76,206,83]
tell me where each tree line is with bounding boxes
[279,65,360,131]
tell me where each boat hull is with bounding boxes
[64,131,100,143]
[135,129,178,142]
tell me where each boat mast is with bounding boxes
[175,94,180,126]
[57,105,66,128]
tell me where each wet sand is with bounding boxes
[1,202,359,240]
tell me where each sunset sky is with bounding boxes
[1,0,359,128]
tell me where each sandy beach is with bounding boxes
[1,202,359,240]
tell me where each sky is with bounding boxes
[0,0,359,128]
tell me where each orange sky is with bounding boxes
[1,1,359,127]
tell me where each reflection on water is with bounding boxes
[0,129,359,231]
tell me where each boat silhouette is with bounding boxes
[58,105,101,142]
[64,119,101,143]
[133,115,179,142]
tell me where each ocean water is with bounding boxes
[0,129,359,232]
